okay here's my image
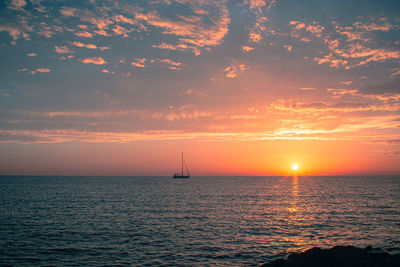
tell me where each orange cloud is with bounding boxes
[81,17,113,30]
[159,58,184,71]
[335,44,400,66]
[94,30,111,36]
[70,41,109,50]
[71,41,97,49]
[132,58,147,68]
[112,25,130,37]
[82,57,106,65]
[135,3,230,55]
[54,45,73,54]
[75,31,93,38]
[242,45,254,52]
[354,21,394,32]
[314,53,348,69]
[152,42,200,56]
[223,62,249,78]
[8,0,27,11]
[60,7,76,17]
[30,68,50,75]
[113,15,136,25]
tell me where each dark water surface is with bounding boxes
[1,176,399,266]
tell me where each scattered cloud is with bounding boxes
[27,53,37,57]
[70,41,110,50]
[314,53,349,69]
[54,45,73,54]
[75,31,93,38]
[71,41,96,49]
[0,22,32,41]
[390,69,400,79]
[112,25,130,37]
[223,62,249,78]
[30,68,50,75]
[159,58,184,70]
[138,2,230,55]
[81,57,106,65]
[242,45,254,53]
[8,0,27,11]
[81,16,113,30]
[60,7,77,17]
[113,15,136,25]
[340,81,353,85]
[131,58,147,68]
[152,42,200,56]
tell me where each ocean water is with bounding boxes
[0,176,399,266]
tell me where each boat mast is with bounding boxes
[181,152,184,176]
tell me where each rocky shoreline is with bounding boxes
[261,246,400,267]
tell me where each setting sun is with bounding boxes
[292,164,299,171]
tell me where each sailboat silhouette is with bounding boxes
[173,152,190,178]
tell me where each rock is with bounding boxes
[261,246,400,267]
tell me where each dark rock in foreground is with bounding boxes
[261,246,400,267]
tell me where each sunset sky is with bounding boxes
[1,0,399,175]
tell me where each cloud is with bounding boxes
[271,98,396,113]
[8,0,27,11]
[288,18,399,69]
[0,24,23,40]
[75,31,93,38]
[340,81,353,85]
[159,58,184,70]
[0,21,32,41]
[132,58,147,68]
[112,25,130,37]
[60,7,77,17]
[361,81,400,95]
[30,68,50,75]
[59,55,74,60]
[289,20,325,39]
[27,53,37,57]
[223,62,249,78]
[248,0,277,13]
[289,21,306,30]
[152,42,200,56]
[113,15,136,25]
[81,16,113,30]
[136,2,230,55]
[54,45,73,54]
[249,32,262,43]
[390,69,400,79]
[70,41,109,50]
[101,69,114,74]
[81,57,106,65]
[159,59,182,66]
[335,44,400,66]
[354,21,394,32]
[314,53,348,69]
[94,30,111,36]
[300,87,315,91]
[327,88,359,97]
[71,41,97,49]
[305,23,324,38]
[242,45,254,52]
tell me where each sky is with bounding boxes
[0,0,399,176]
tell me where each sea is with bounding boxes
[0,175,399,266]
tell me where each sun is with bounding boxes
[292,163,299,171]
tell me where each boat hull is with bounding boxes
[173,175,189,178]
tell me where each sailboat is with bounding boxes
[173,152,190,178]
